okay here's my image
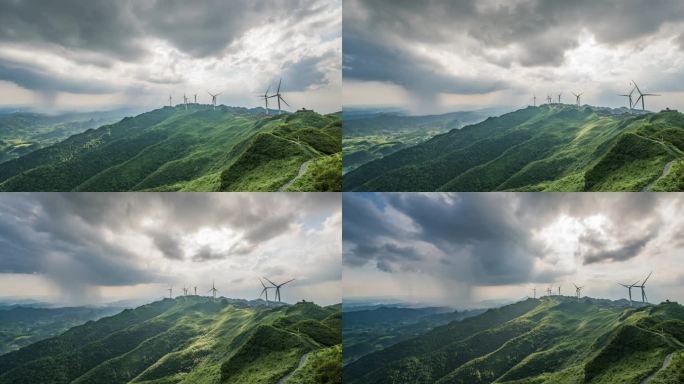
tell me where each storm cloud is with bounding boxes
[343,193,684,305]
[344,0,684,113]
[0,0,341,112]
[0,193,341,305]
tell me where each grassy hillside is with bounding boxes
[0,110,135,164]
[0,305,122,355]
[0,105,341,192]
[342,110,493,174]
[343,105,684,191]
[343,297,684,384]
[0,297,341,384]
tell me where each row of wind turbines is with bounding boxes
[531,272,654,306]
[165,276,295,305]
[166,78,290,115]
[531,80,660,111]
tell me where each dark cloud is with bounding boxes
[343,35,503,96]
[281,53,335,92]
[344,193,684,288]
[0,193,340,298]
[0,0,340,96]
[344,0,684,99]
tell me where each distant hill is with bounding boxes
[0,296,341,384]
[0,105,341,192]
[0,109,137,164]
[343,306,484,366]
[342,109,495,174]
[344,104,684,191]
[344,296,684,384]
[0,305,122,355]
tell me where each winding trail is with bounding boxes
[277,352,310,384]
[641,353,674,384]
[278,160,310,192]
[642,160,674,192]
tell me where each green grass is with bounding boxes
[0,298,341,384]
[284,345,342,384]
[344,298,684,384]
[0,106,341,192]
[344,105,684,191]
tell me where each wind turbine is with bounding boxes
[618,83,636,110]
[208,91,222,110]
[168,94,173,108]
[194,286,198,296]
[618,280,640,306]
[557,92,562,104]
[272,78,290,114]
[194,94,197,104]
[167,285,173,299]
[259,85,272,115]
[259,278,272,306]
[546,287,552,297]
[573,283,583,301]
[183,94,188,110]
[264,277,295,302]
[533,94,537,107]
[547,95,553,104]
[632,81,660,111]
[571,91,583,108]
[533,287,536,299]
[183,286,188,296]
[636,272,652,303]
[208,280,218,299]
[558,286,561,296]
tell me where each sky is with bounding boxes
[0,193,341,306]
[0,0,341,113]
[343,192,684,308]
[343,0,684,114]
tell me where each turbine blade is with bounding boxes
[277,78,282,93]
[264,277,278,287]
[280,96,290,107]
[642,271,652,285]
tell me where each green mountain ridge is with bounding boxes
[0,105,341,192]
[343,296,684,384]
[344,105,684,191]
[0,296,341,384]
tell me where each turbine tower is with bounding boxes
[636,272,652,303]
[557,92,562,104]
[194,286,197,296]
[208,280,218,299]
[618,83,636,110]
[167,285,173,299]
[533,287,536,299]
[208,91,222,110]
[573,283,583,301]
[183,94,188,110]
[264,277,295,302]
[618,280,640,306]
[558,286,561,296]
[533,94,536,107]
[632,81,660,111]
[259,85,272,115]
[168,94,173,108]
[272,78,290,114]
[546,287,552,297]
[183,286,188,296]
[547,95,553,104]
[194,94,197,104]
[259,278,272,306]
[571,91,583,108]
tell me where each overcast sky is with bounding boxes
[343,0,684,114]
[0,193,341,306]
[344,193,684,308]
[0,0,341,113]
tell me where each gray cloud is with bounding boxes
[344,0,684,106]
[343,193,683,290]
[0,192,340,302]
[0,0,340,108]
